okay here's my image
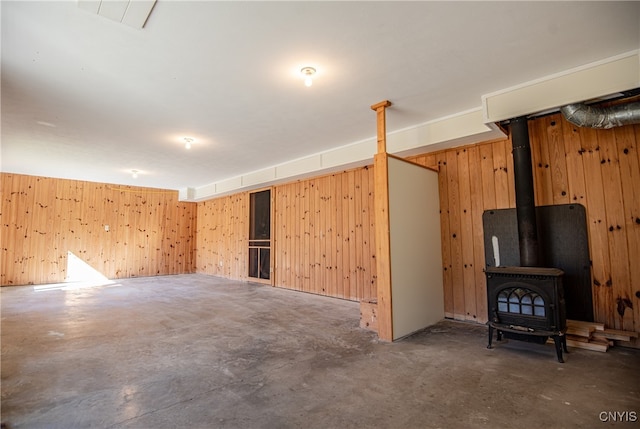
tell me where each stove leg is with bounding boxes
[552,335,565,363]
[487,325,494,349]
[562,335,568,353]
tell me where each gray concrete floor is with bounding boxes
[1,274,638,429]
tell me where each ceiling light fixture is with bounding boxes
[183,137,194,149]
[131,170,139,179]
[300,67,316,87]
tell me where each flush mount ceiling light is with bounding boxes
[300,67,316,87]
[183,137,194,149]
[131,170,139,179]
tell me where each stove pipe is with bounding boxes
[510,116,540,267]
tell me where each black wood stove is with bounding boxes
[485,116,568,362]
[486,266,567,362]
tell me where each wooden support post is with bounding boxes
[371,100,393,341]
[371,100,392,154]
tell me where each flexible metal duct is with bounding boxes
[560,101,640,129]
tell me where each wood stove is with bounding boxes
[486,266,567,362]
[485,116,568,362]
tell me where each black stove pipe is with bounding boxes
[510,116,540,267]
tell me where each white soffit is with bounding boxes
[181,109,504,202]
[482,51,640,124]
[77,0,156,29]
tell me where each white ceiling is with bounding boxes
[2,1,639,194]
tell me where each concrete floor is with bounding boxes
[1,274,638,429]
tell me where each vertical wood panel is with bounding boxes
[581,128,614,328]
[1,174,196,286]
[546,117,570,205]
[468,146,487,323]
[436,153,454,318]
[445,150,465,320]
[492,140,510,209]
[615,125,640,330]
[531,118,554,206]
[457,148,476,321]
[264,166,376,302]
[600,128,633,331]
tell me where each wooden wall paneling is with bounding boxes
[530,118,554,206]
[315,178,324,294]
[492,140,510,209]
[263,166,376,301]
[213,199,222,275]
[479,142,498,210]
[599,128,634,332]
[132,192,144,276]
[362,167,373,300]
[285,184,294,288]
[229,195,237,279]
[0,176,10,284]
[2,175,20,284]
[331,173,340,297]
[561,119,588,205]
[92,184,107,274]
[369,167,378,299]
[580,128,614,328]
[21,174,36,283]
[354,169,364,299]
[631,125,640,333]
[46,179,59,279]
[287,183,298,288]
[546,117,571,205]
[342,171,351,298]
[456,148,477,321]
[118,189,131,277]
[305,180,312,290]
[225,197,233,277]
[3,175,18,283]
[25,177,39,281]
[195,201,210,273]
[347,170,358,300]
[316,176,331,295]
[148,194,160,275]
[149,193,162,273]
[436,153,454,318]
[32,177,48,282]
[237,193,248,280]
[41,178,58,281]
[2,174,196,287]
[294,183,302,289]
[309,179,319,294]
[61,180,80,279]
[274,186,284,287]
[50,180,65,280]
[468,145,487,323]
[615,125,640,334]
[332,173,349,298]
[326,174,336,296]
[288,183,297,288]
[424,153,437,170]
[104,188,117,277]
[445,150,465,319]
[284,184,293,288]
[305,180,313,293]
[325,174,333,296]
